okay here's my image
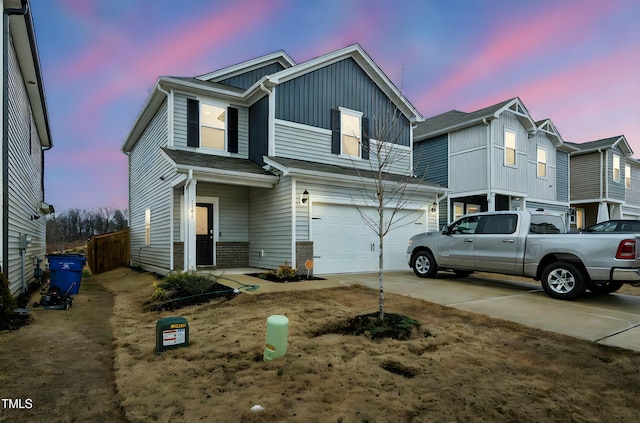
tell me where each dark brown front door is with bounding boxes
[196,203,214,266]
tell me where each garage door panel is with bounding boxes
[312,204,424,274]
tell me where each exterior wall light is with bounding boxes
[301,190,309,205]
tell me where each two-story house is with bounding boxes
[122,44,444,275]
[1,0,54,296]
[567,136,636,228]
[413,97,574,227]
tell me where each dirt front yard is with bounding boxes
[1,267,639,422]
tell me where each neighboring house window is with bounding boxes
[537,147,547,178]
[453,202,464,220]
[186,98,238,153]
[504,129,516,166]
[145,208,151,246]
[466,204,481,214]
[625,164,631,188]
[575,208,585,230]
[613,154,620,182]
[331,108,369,159]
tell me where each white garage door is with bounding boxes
[311,203,425,274]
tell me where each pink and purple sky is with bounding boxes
[31,0,640,211]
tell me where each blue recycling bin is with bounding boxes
[46,254,86,296]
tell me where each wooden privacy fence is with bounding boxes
[87,228,130,274]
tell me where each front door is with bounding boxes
[196,203,214,266]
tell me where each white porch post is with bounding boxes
[184,172,197,270]
[487,192,496,212]
[597,202,610,223]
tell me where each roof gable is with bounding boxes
[415,97,537,141]
[568,135,633,156]
[268,44,422,122]
[196,50,296,83]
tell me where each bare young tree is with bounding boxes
[350,104,431,321]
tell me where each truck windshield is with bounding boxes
[530,215,566,234]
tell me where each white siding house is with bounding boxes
[414,98,574,226]
[122,44,445,275]
[1,0,53,295]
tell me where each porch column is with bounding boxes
[487,192,496,212]
[597,202,609,223]
[184,174,197,270]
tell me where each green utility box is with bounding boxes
[155,317,189,353]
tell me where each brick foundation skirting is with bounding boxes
[216,242,249,268]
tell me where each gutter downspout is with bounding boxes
[3,0,28,277]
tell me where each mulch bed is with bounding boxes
[246,272,325,283]
[144,282,238,311]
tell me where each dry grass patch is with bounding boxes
[101,268,640,423]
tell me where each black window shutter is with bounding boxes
[331,108,341,154]
[228,107,238,153]
[187,99,199,147]
[361,117,370,160]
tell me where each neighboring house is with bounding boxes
[413,98,575,227]
[1,0,54,295]
[567,136,637,228]
[122,44,444,275]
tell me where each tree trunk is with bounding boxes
[378,207,384,321]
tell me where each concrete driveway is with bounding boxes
[320,270,640,353]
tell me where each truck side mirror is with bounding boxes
[441,225,450,235]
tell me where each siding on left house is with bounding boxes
[128,102,172,273]
[6,35,46,295]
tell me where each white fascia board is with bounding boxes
[160,77,246,100]
[496,98,536,133]
[196,51,296,81]
[122,78,165,152]
[174,164,278,188]
[268,44,423,122]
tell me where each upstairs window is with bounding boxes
[613,154,621,182]
[537,147,547,178]
[504,130,516,166]
[331,108,369,159]
[625,164,631,188]
[187,98,238,153]
[201,104,226,150]
[341,110,361,158]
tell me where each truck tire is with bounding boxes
[412,250,438,278]
[541,262,587,300]
[588,280,624,295]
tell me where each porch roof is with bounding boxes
[161,148,278,187]
[264,156,447,193]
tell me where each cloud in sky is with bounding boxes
[31,0,640,211]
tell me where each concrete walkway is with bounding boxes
[218,269,640,353]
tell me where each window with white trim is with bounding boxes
[201,103,226,150]
[575,208,585,230]
[625,164,631,188]
[504,130,516,166]
[341,109,362,158]
[613,154,621,182]
[537,147,547,178]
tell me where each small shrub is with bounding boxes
[155,270,221,299]
[275,265,298,280]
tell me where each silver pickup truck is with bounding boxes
[407,211,640,300]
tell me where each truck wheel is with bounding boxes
[588,280,624,295]
[412,250,437,278]
[541,262,586,300]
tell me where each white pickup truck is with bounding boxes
[407,211,640,300]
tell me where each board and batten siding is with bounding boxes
[570,153,601,200]
[172,93,249,158]
[249,177,293,269]
[490,113,529,195]
[275,58,411,147]
[607,149,626,201]
[129,102,173,273]
[449,127,487,192]
[274,120,411,175]
[249,95,269,165]
[5,38,46,295]
[526,132,557,202]
[413,134,448,186]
